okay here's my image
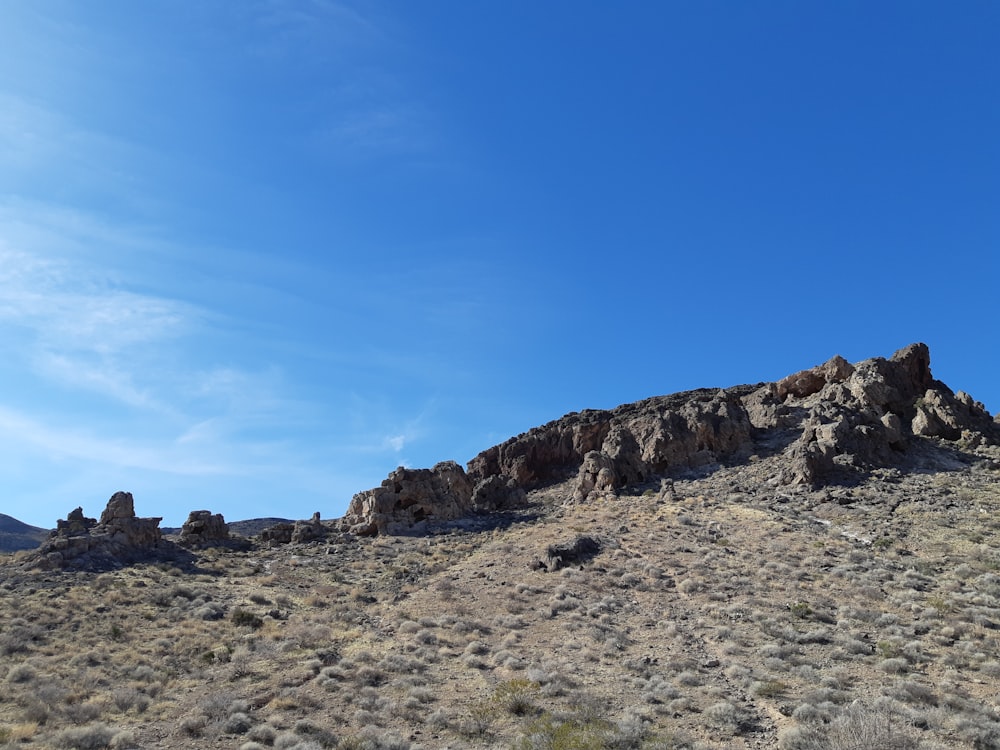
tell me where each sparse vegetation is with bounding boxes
[1,397,999,749]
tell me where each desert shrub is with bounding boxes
[64,702,102,725]
[779,703,919,750]
[5,663,36,683]
[195,603,225,620]
[338,727,411,749]
[879,657,909,674]
[224,712,254,734]
[751,680,787,698]
[355,666,384,687]
[179,715,206,736]
[109,730,137,750]
[232,608,264,629]
[493,679,541,716]
[111,688,141,713]
[293,719,337,747]
[230,646,256,679]
[704,701,744,732]
[0,622,43,655]
[514,713,613,750]
[53,724,116,750]
[891,679,938,706]
[247,724,277,744]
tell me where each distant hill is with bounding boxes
[0,513,49,552]
[161,517,292,538]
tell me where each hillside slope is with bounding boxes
[0,513,47,553]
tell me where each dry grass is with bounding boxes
[2,446,1000,748]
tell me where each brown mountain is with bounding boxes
[0,513,48,553]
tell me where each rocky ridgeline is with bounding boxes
[341,343,999,535]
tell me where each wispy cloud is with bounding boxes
[248,0,385,61]
[0,405,229,476]
[0,236,195,408]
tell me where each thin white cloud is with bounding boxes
[0,238,195,406]
[249,0,385,60]
[0,405,230,477]
[31,352,161,412]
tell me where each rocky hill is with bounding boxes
[0,514,48,553]
[1,342,999,750]
[340,342,997,536]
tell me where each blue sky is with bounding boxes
[1,2,997,528]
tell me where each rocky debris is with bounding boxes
[178,511,229,547]
[537,535,602,572]
[343,343,998,535]
[35,492,162,569]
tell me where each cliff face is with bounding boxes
[341,343,999,535]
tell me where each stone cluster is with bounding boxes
[37,492,162,569]
[260,512,327,545]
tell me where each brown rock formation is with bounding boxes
[178,510,229,547]
[341,461,476,536]
[342,343,998,535]
[259,512,328,545]
[36,492,162,569]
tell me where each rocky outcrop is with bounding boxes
[178,511,229,547]
[341,461,477,536]
[469,386,756,503]
[35,492,162,569]
[775,355,855,400]
[342,343,998,535]
[766,343,995,485]
[573,451,617,501]
[470,475,528,512]
[260,513,328,545]
[56,507,97,536]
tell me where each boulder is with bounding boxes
[100,491,135,524]
[538,535,602,572]
[573,451,617,501]
[178,511,229,547]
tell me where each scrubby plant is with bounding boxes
[52,724,116,750]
